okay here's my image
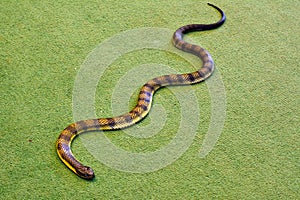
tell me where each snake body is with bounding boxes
[56,3,226,180]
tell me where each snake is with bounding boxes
[56,3,226,180]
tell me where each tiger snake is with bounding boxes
[56,3,226,180]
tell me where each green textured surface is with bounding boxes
[1,0,299,199]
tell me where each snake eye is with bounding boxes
[84,167,95,179]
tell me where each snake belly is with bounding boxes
[56,3,226,180]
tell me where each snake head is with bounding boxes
[76,166,95,180]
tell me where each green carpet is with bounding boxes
[1,0,299,199]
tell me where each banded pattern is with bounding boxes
[56,3,226,180]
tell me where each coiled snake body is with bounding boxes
[56,3,226,180]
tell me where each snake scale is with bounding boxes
[56,3,226,180]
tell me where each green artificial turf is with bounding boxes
[1,0,299,199]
